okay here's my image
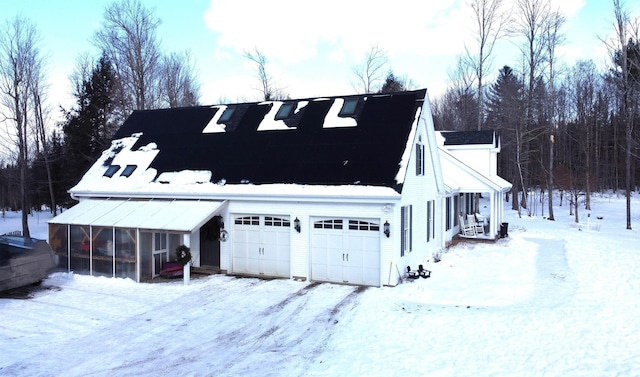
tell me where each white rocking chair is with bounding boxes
[459,215,476,237]
[467,214,484,234]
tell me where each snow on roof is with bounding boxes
[72,133,399,201]
[438,147,511,192]
[394,107,421,184]
[322,98,357,128]
[202,105,228,133]
[74,90,428,197]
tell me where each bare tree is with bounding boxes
[161,51,200,107]
[243,47,287,101]
[512,0,551,215]
[352,44,389,94]
[29,57,57,216]
[603,0,638,230]
[465,0,510,131]
[542,8,566,221]
[94,0,162,114]
[0,16,44,237]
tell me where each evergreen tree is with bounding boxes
[378,71,406,93]
[61,56,117,200]
[486,66,525,210]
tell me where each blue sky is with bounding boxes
[2,0,638,114]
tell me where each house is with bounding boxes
[48,89,510,286]
[437,130,512,240]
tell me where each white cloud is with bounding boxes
[205,0,463,65]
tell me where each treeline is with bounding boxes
[431,0,639,228]
[0,0,200,236]
[1,0,639,235]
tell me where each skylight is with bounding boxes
[120,165,137,177]
[103,165,120,178]
[339,98,358,116]
[275,103,295,120]
[218,107,235,122]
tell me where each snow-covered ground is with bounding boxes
[1,192,640,376]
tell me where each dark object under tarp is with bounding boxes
[0,235,55,292]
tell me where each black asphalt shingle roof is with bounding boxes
[113,89,427,190]
[441,130,496,146]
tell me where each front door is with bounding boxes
[200,216,221,267]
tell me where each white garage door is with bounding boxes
[311,218,381,286]
[232,215,291,278]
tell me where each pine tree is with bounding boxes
[486,66,525,210]
[61,56,117,197]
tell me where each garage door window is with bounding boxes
[265,217,291,227]
[348,220,379,231]
[235,216,259,225]
[314,219,343,229]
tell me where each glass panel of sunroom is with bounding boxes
[115,228,136,279]
[48,223,69,271]
[69,225,90,274]
[92,226,114,277]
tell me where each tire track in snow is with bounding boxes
[215,285,367,377]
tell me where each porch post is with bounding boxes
[490,193,497,237]
[183,234,191,285]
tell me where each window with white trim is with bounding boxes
[427,200,434,242]
[401,205,412,256]
[416,142,425,176]
[446,197,452,231]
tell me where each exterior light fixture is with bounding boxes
[384,221,390,238]
[294,217,301,233]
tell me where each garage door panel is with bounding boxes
[311,218,380,286]
[232,215,290,278]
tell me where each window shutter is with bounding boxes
[409,205,413,252]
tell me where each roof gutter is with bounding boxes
[69,189,401,204]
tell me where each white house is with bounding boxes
[437,131,512,240]
[48,89,510,287]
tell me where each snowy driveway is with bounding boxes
[0,276,365,377]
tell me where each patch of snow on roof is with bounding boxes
[257,101,307,131]
[157,170,212,185]
[72,134,160,192]
[322,98,357,128]
[73,181,400,201]
[395,107,422,184]
[202,105,227,133]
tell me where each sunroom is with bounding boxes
[48,198,225,281]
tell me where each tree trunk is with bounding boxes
[547,134,555,220]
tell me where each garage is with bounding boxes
[232,215,291,278]
[310,218,381,286]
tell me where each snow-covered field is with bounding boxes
[1,193,640,376]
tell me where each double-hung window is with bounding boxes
[416,143,425,176]
[401,205,412,256]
